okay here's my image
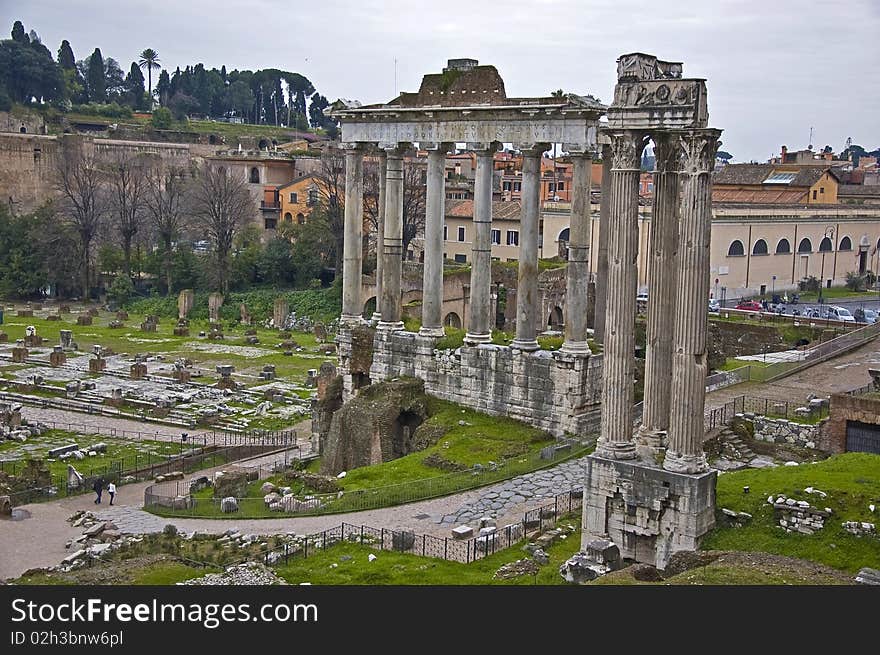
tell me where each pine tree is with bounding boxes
[57,39,75,69]
[87,47,105,102]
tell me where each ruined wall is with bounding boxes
[824,393,880,454]
[348,329,602,437]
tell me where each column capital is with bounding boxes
[563,145,598,159]
[652,132,680,173]
[608,130,649,171]
[674,128,723,175]
[380,142,409,156]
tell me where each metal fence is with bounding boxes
[704,394,831,431]
[145,443,591,518]
[243,488,584,568]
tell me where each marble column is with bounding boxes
[511,144,547,351]
[378,146,404,331]
[664,129,722,474]
[596,131,645,460]
[420,144,449,337]
[340,144,364,325]
[637,134,681,456]
[593,143,612,343]
[561,151,594,355]
[465,145,496,345]
[371,149,387,323]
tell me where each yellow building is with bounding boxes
[276,175,323,226]
[712,163,840,204]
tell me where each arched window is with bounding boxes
[727,240,745,256]
[284,212,292,222]
[819,237,833,252]
[798,238,813,253]
[296,213,305,224]
[752,239,768,255]
[249,167,260,183]
[839,236,852,251]
[776,238,791,254]
[558,227,570,242]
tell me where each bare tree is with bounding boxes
[107,153,149,278]
[190,164,253,294]
[145,163,191,293]
[313,148,346,273]
[55,144,108,299]
[363,158,426,260]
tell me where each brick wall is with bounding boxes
[823,393,880,453]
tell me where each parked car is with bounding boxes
[708,298,720,312]
[863,309,878,324]
[802,307,822,319]
[825,306,856,323]
[735,300,762,311]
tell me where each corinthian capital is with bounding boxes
[678,129,722,175]
[609,131,647,170]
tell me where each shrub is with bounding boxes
[845,271,866,292]
[151,107,173,130]
[107,274,135,305]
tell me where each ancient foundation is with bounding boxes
[582,455,716,569]
[339,328,602,437]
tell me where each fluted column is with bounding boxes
[593,143,612,343]
[511,144,547,351]
[420,144,450,337]
[465,145,496,345]
[371,149,387,323]
[637,135,681,456]
[340,144,364,325]
[561,151,594,354]
[378,145,405,331]
[664,129,722,474]
[596,131,645,460]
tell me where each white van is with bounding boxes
[825,306,856,323]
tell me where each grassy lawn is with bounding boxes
[702,453,880,573]
[13,556,219,586]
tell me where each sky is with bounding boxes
[3,0,878,162]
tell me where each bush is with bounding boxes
[71,102,132,119]
[107,274,135,305]
[151,106,173,130]
[845,271,867,292]
[799,276,820,293]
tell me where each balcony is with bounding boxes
[260,200,281,211]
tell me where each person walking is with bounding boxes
[92,478,103,504]
[107,481,116,506]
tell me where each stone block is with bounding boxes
[130,362,148,379]
[89,358,105,373]
[452,525,474,539]
[11,346,28,363]
[76,315,92,326]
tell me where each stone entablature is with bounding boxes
[353,329,602,438]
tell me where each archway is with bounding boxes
[443,312,461,329]
[363,297,377,319]
[548,306,564,330]
[249,167,260,183]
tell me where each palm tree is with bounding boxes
[138,48,161,109]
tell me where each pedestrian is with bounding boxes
[92,478,103,504]
[107,481,117,506]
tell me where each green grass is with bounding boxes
[796,287,875,302]
[703,453,880,573]
[274,516,582,585]
[130,562,218,585]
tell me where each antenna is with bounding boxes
[808,126,814,150]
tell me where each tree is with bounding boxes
[124,62,146,109]
[58,40,83,103]
[138,48,160,109]
[314,149,346,274]
[11,21,27,44]
[363,158,426,261]
[57,39,75,69]
[155,69,170,106]
[716,150,734,161]
[308,92,329,129]
[190,164,253,293]
[0,30,63,104]
[151,106,172,129]
[104,58,126,102]
[55,144,108,298]
[224,80,254,119]
[87,47,105,102]
[168,91,199,120]
[145,163,190,293]
[106,153,148,278]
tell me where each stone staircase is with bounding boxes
[718,427,756,462]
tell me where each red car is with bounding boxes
[735,300,763,311]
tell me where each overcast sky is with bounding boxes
[4,0,878,161]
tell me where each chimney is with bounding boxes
[781,145,787,161]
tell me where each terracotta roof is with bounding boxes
[446,200,522,220]
[839,184,880,197]
[712,188,807,204]
[713,163,834,188]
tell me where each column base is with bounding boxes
[464,331,492,345]
[419,326,445,338]
[370,312,382,325]
[559,340,592,356]
[376,320,404,333]
[635,425,667,461]
[663,450,709,474]
[510,338,539,352]
[594,439,637,460]
[340,314,365,328]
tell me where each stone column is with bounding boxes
[596,131,645,460]
[340,144,364,325]
[637,134,681,457]
[420,144,450,337]
[561,151,594,355]
[511,144,547,351]
[378,146,405,331]
[593,143,612,343]
[371,149,387,323]
[465,145,496,345]
[664,129,722,474]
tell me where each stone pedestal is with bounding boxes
[17,309,33,317]
[0,332,7,343]
[130,362,148,379]
[76,315,92,326]
[46,314,60,321]
[178,289,194,320]
[141,315,158,332]
[174,369,191,384]
[208,293,223,323]
[49,347,66,367]
[59,330,73,350]
[89,357,106,373]
[11,346,27,363]
[582,453,716,570]
[273,297,289,330]
[24,335,42,347]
